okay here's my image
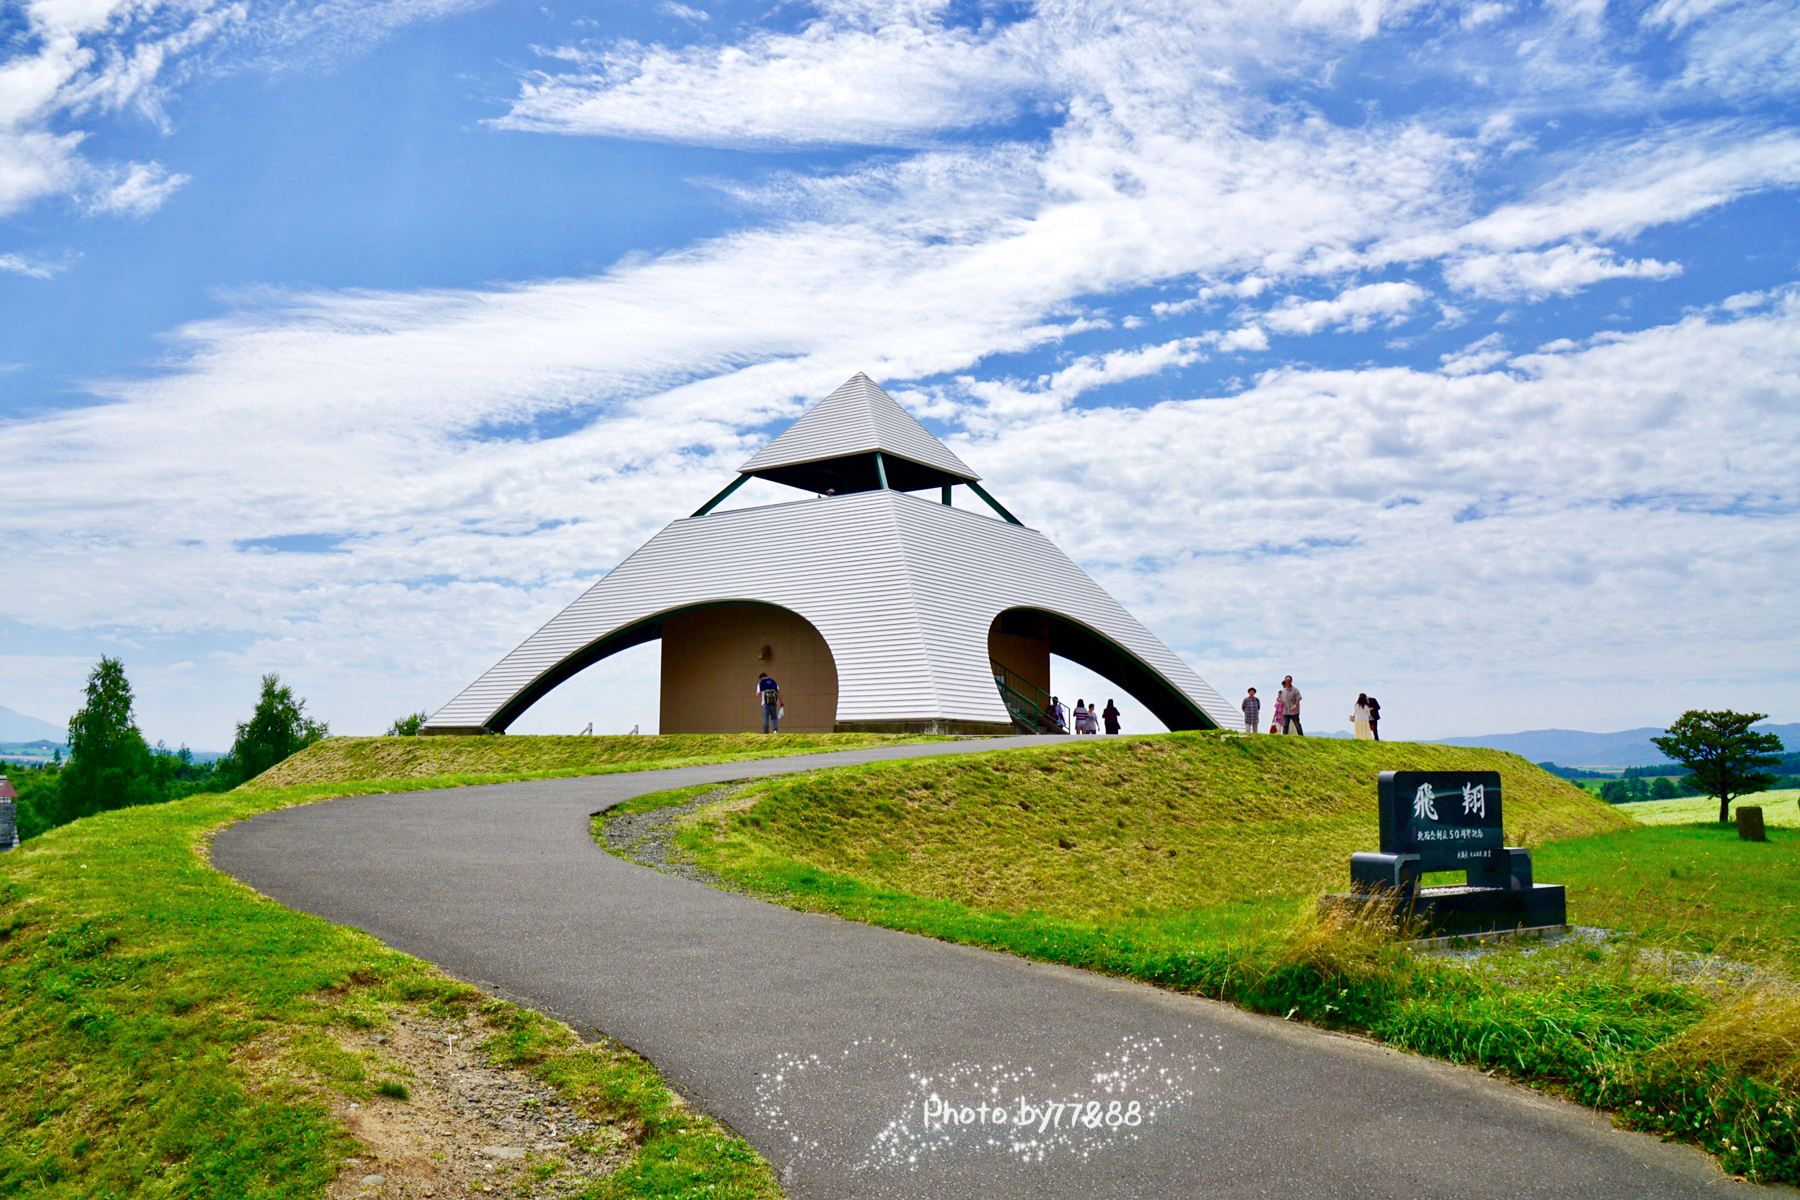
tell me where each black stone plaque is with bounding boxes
[1377,770,1503,873]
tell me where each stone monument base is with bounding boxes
[1323,882,1567,938]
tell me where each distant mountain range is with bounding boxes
[0,704,64,743]
[1429,724,1800,768]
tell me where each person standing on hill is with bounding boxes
[1050,695,1067,733]
[1242,688,1261,733]
[1102,700,1121,735]
[1366,695,1381,741]
[1351,694,1373,739]
[1270,690,1285,735]
[1279,676,1304,736]
[757,672,781,734]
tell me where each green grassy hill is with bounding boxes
[0,771,791,1198]
[678,733,1627,922]
[618,733,1798,1185]
[253,731,951,788]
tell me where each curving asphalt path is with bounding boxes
[214,738,1757,1199]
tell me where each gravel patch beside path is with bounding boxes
[599,783,753,887]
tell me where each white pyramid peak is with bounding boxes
[738,373,979,482]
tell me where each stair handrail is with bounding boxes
[991,658,1063,732]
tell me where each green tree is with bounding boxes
[1650,776,1678,800]
[222,674,329,785]
[56,656,160,824]
[386,711,429,736]
[1651,710,1784,823]
[6,762,64,841]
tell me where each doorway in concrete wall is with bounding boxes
[660,602,840,734]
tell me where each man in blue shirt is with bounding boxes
[757,673,781,733]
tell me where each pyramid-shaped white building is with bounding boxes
[423,374,1235,736]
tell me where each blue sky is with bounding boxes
[2,0,1798,746]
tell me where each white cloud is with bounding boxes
[0,0,489,221]
[949,299,1800,734]
[1438,331,1507,375]
[0,252,65,278]
[85,160,189,216]
[0,0,242,219]
[495,3,1048,146]
[1259,281,1428,335]
[1437,125,1800,253]
[657,2,710,23]
[951,336,1211,421]
[1649,0,1800,101]
[1444,244,1682,300]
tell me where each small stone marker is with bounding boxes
[1738,806,1767,842]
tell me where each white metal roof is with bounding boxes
[425,490,1237,733]
[738,373,979,481]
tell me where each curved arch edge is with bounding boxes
[993,606,1218,733]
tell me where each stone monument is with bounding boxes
[1331,770,1567,938]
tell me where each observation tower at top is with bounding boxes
[423,373,1234,736]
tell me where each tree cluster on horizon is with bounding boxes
[12,659,329,841]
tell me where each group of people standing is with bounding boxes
[1050,697,1120,735]
[1239,678,1380,739]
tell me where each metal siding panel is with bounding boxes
[738,374,977,481]
[425,491,1237,732]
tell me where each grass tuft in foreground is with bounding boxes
[616,732,1799,1183]
[0,776,783,1199]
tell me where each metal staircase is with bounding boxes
[991,660,1066,734]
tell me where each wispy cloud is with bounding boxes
[495,3,1049,146]
[0,0,490,221]
[657,2,710,23]
[0,253,68,279]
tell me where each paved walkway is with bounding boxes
[213,738,1753,1199]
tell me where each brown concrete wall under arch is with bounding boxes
[987,609,1051,696]
[659,602,839,734]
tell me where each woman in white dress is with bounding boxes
[1351,694,1373,739]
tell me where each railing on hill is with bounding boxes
[992,660,1064,734]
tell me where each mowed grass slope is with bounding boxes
[0,777,783,1199]
[1536,822,1800,965]
[255,732,952,788]
[691,733,1627,922]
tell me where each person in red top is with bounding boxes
[1102,700,1121,735]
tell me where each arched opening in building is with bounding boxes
[486,600,839,735]
[986,608,1216,733]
